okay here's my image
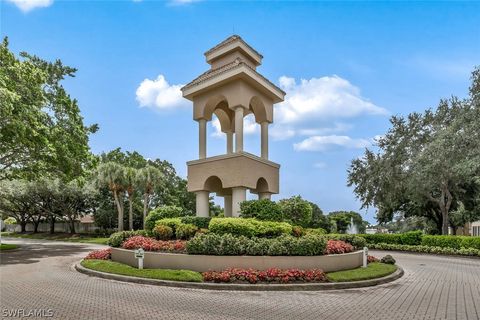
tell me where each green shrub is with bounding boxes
[381,255,396,265]
[359,233,403,245]
[145,206,185,231]
[107,230,149,247]
[186,233,327,256]
[279,196,313,227]
[304,228,327,236]
[186,233,248,255]
[367,243,480,257]
[152,225,173,240]
[180,217,211,229]
[239,199,284,221]
[154,218,183,232]
[398,234,480,250]
[176,223,198,240]
[327,234,366,249]
[208,218,293,238]
[421,235,462,249]
[292,226,304,237]
[400,231,423,245]
[460,237,480,250]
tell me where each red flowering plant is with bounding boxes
[121,236,186,253]
[202,267,327,284]
[367,255,379,263]
[324,240,354,255]
[85,248,112,260]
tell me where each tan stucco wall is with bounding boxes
[210,51,258,70]
[111,248,363,273]
[187,152,279,194]
[192,80,274,124]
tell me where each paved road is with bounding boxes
[1,238,479,320]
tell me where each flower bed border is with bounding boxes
[110,247,364,272]
[74,261,404,291]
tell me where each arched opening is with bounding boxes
[203,176,223,193]
[256,177,269,193]
[249,96,267,124]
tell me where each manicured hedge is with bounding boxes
[208,218,293,238]
[360,232,480,250]
[421,235,480,250]
[368,243,480,257]
[180,217,211,229]
[107,230,150,247]
[240,199,284,221]
[145,206,192,231]
[359,231,423,245]
[154,218,183,231]
[327,234,367,249]
[186,233,327,256]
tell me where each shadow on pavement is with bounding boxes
[0,243,93,265]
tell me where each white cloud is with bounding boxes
[211,114,258,138]
[6,0,53,12]
[277,75,387,124]
[136,74,188,110]
[293,135,371,152]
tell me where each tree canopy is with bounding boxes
[0,37,97,182]
[348,67,480,234]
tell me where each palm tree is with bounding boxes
[97,162,126,231]
[136,166,163,229]
[125,167,137,230]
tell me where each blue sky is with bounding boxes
[2,0,479,223]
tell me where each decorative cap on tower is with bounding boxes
[204,35,263,68]
[181,35,285,103]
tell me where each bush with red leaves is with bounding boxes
[367,255,380,263]
[121,236,186,252]
[202,267,327,284]
[325,240,354,255]
[85,248,112,260]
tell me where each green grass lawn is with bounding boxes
[1,232,109,245]
[81,259,203,282]
[326,262,397,282]
[0,243,19,250]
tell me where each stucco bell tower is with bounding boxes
[181,35,285,217]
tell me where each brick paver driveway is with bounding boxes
[1,238,479,320]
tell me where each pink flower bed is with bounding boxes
[367,255,379,263]
[85,248,112,260]
[202,267,327,284]
[325,240,354,255]
[121,235,186,253]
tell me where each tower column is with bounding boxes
[195,191,209,217]
[261,121,269,159]
[234,106,244,152]
[199,119,207,159]
[259,192,271,200]
[223,195,232,217]
[226,131,234,154]
[231,187,246,217]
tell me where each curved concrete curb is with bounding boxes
[75,261,404,291]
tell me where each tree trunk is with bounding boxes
[33,220,40,233]
[143,193,149,230]
[20,221,26,233]
[70,218,76,234]
[439,184,453,235]
[128,198,133,231]
[113,191,124,231]
[49,216,56,234]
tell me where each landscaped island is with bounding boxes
[80,211,399,286]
